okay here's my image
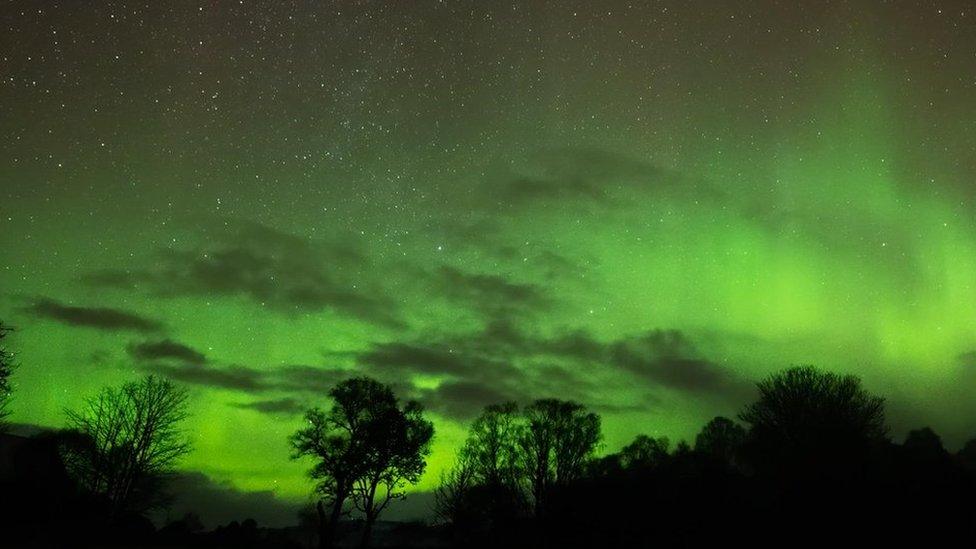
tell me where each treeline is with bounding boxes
[1,372,196,546]
[0,322,436,548]
[432,366,976,547]
[4,318,976,547]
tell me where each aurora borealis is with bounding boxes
[2,0,976,525]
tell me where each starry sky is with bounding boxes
[2,0,976,525]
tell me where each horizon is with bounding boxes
[3,0,976,535]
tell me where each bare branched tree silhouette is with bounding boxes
[433,456,477,526]
[462,402,524,502]
[62,375,191,518]
[439,402,527,529]
[519,399,600,517]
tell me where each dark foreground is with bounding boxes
[3,427,976,548]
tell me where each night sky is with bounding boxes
[3,0,976,524]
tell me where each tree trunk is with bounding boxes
[360,513,375,549]
[318,497,346,549]
[359,480,378,549]
[316,500,330,549]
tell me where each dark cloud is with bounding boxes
[426,217,591,283]
[347,320,752,420]
[434,266,552,317]
[83,222,403,328]
[125,337,270,392]
[498,325,750,402]
[345,327,538,419]
[137,351,354,397]
[480,149,694,209]
[128,339,207,365]
[415,380,524,421]
[610,331,729,390]
[496,174,608,205]
[495,247,592,282]
[150,362,270,392]
[358,341,517,378]
[119,315,746,421]
[231,397,306,416]
[160,472,301,529]
[273,364,354,394]
[81,269,144,290]
[24,297,162,332]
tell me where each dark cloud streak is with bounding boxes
[347,320,752,420]
[24,298,162,333]
[230,397,306,416]
[83,222,404,328]
[128,339,207,365]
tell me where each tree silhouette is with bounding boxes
[462,402,522,489]
[618,434,670,469]
[433,457,477,526]
[694,416,746,466]
[958,437,976,472]
[519,399,600,516]
[291,376,433,549]
[291,403,365,549]
[62,375,191,519]
[739,366,887,483]
[0,322,14,429]
[903,427,946,458]
[351,397,433,548]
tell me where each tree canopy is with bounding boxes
[290,376,433,549]
[739,365,888,478]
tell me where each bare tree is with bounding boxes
[433,456,477,525]
[63,375,190,518]
[291,377,433,549]
[461,402,523,494]
[519,399,600,517]
[0,322,15,429]
[435,403,528,530]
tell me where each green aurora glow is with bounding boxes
[2,1,975,515]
